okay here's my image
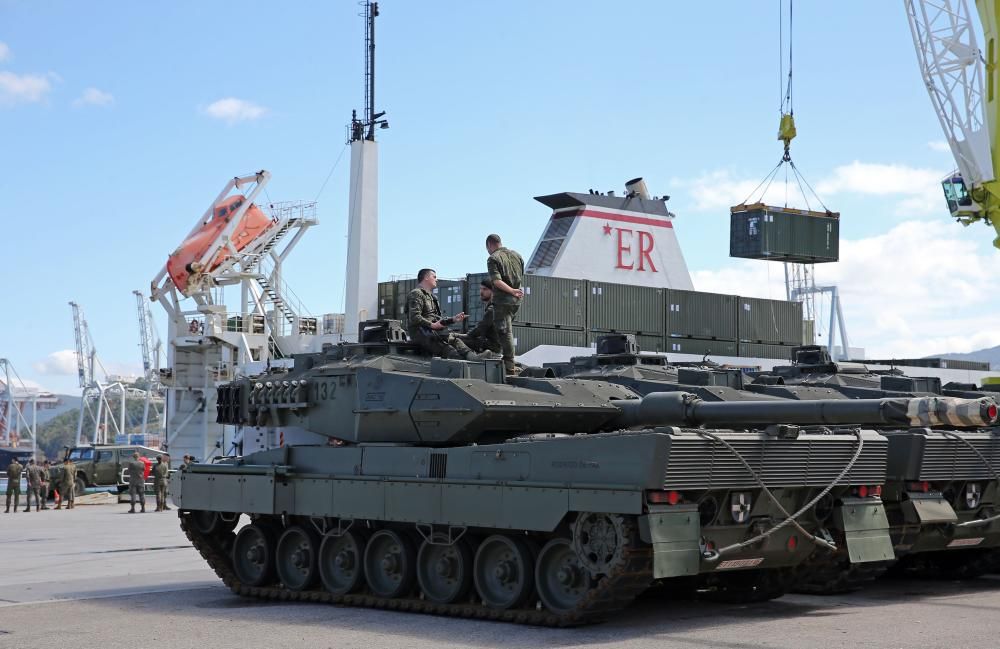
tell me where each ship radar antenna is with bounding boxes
[350,1,387,143]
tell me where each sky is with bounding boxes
[2,0,998,396]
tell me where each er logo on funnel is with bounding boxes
[604,223,657,272]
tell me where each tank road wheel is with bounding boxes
[572,512,628,576]
[319,530,369,596]
[191,511,223,535]
[232,523,277,587]
[276,525,321,591]
[473,535,534,609]
[363,530,417,598]
[417,537,473,604]
[535,538,593,614]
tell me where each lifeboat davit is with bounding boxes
[167,195,275,295]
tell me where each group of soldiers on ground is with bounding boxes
[407,233,525,376]
[5,451,182,514]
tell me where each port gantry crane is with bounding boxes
[133,290,165,439]
[906,0,1000,247]
[69,301,143,446]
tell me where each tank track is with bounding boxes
[892,548,1000,580]
[179,512,653,626]
[792,557,891,595]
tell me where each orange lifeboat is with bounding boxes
[167,195,275,295]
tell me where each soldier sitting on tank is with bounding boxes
[407,268,489,360]
[456,279,502,354]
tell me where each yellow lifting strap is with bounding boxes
[777,112,797,149]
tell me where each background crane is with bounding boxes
[133,290,165,438]
[905,0,1000,247]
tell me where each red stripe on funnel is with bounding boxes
[553,208,674,228]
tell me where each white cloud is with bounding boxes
[0,71,51,105]
[928,140,951,153]
[692,219,1000,359]
[33,350,79,376]
[203,97,268,124]
[0,42,9,62]
[72,87,114,107]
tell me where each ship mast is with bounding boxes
[343,0,387,339]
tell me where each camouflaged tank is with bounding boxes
[170,323,996,625]
[746,345,1000,583]
[553,336,1000,593]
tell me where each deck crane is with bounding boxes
[905,0,1000,247]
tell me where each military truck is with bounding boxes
[169,321,996,625]
[50,444,167,497]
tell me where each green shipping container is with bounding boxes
[737,297,803,345]
[730,203,840,263]
[520,275,586,328]
[588,282,665,334]
[664,338,738,356]
[664,290,738,340]
[513,325,586,355]
[587,330,664,354]
[377,281,396,319]
[739,342,797,361]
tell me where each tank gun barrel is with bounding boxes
[610,392,999,429]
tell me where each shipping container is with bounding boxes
[730,203,840,263]
[737,297,803,345]
[664,290,738,340]
[377,281,396,319]
[588,282,664,334]
[664,338,738,356]
[802,319,815,345]
[520,275,586,328]
[513,325,586,355]
[738,342,797,361]
[588,330,664,353]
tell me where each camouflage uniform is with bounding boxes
[127,456,146,513]
[461,302,502,354]
[487,246,525,372]
[59,459,76,509]
[39,464,50,509]
[24,461,43,512]
[406,288,475,359]
[5,459,22,513]
[153,459,170,512]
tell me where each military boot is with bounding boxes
[141,503,146,513]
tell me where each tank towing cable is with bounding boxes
[694,427,864,562]
[940,429,1000,529]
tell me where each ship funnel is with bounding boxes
[625,177,650,200]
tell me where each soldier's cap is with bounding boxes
[480,279,493,290]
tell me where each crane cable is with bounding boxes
[740,0,829,212]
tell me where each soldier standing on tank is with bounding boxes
[457,279,502,354]
[127,451,146,513]
[23,458,43,512]
[5,457,23,513]
[407,268,484,360]
[58,458,76,509]
[485,234,525,375]
[39,460,51,510]
[153,455,170,512]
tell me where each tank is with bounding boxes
[745,345,1000,582]
[171,323,996,625]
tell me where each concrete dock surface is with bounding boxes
[1,505,999,649]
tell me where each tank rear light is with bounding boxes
[786,535,798,552]
[988,403,998,422]
[647,490,682,505]
[908,481,931,493]
[852,485,882,498]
